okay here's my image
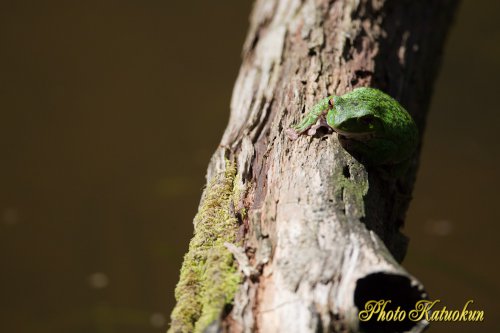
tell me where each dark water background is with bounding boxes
[0,1,498,332]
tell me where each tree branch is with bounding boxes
[168,0,459,332]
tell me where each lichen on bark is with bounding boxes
[168,161,243,333]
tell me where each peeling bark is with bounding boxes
[173,0,459,332]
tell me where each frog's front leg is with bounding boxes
[306,114,331,136]
[286,96,334,140]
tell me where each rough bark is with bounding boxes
[171,0,458,332]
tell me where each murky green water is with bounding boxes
[0,1,498,332]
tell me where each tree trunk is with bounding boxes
[169,0,459,332]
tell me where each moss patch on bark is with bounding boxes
[168,162,242,333]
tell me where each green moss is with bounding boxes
[334,163,369,218]
[168,162,242,333]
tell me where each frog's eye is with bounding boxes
[358,115,379,130]
[328,98,334,108]
[359,115,375,125]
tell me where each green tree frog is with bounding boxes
[286,87,418,167]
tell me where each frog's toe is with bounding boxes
[285,128,300,140]
[307,116,331,136]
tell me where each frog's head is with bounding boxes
[327,95,384,140]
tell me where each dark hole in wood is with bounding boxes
[343,165,351,178]
[354,273,426,333]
